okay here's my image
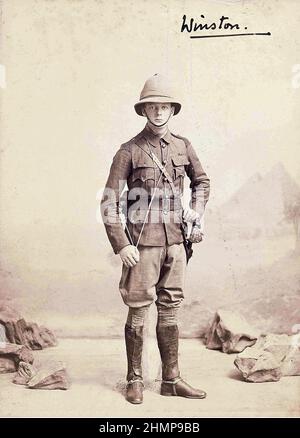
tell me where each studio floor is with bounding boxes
[0,338,299,418]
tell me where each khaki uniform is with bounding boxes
[101,125,210,308]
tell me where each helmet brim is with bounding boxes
[134,97,181,116]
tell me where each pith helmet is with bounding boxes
[134,73,181,116]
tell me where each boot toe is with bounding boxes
[189,388,207,399]
[161,378,207,399]
[178,379,207,399]
[126,381,144,404]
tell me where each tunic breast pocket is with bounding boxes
[131,165,156,190]
[171,155,189,192]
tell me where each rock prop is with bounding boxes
[234,348,282,382]
[0,323,7,342]
[0,304,57,350]
[205,310,259,353]
[26,361,71,390]
[13,361,37,385]
[280,336,300,376]
[0,342,34,373]
[234,333,300,382]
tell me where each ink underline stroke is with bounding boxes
[190,32,271,39]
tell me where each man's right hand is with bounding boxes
[119,245,140,267]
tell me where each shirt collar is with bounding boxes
[141,124,172,147]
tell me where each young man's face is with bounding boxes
[142,102,174,127]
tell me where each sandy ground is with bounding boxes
[0,338,299,418]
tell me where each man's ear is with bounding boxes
[171,105,175,115]
[141,105,146,117]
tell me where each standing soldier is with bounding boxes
[101,74,210,404]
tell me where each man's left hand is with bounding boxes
[189,226,204,243]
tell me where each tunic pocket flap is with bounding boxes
[132,167,156,182]
[171,155,189,179]
[171,154,189,167]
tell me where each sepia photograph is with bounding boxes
[0,0,299,424]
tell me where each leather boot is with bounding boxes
[124,324,144,404]
[156,325,206,399]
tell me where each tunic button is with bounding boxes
[162,160,166,165]
[163,210,168,215]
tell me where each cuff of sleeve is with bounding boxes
[113,235,130,254]
[115,243,131,255]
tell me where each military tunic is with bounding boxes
[101,125,210,256]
